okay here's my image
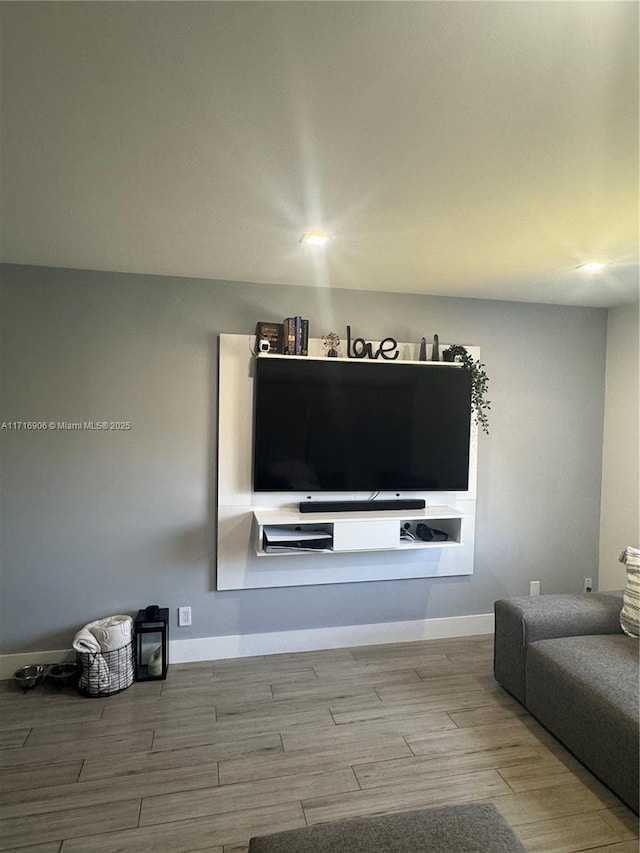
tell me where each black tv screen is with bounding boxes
[253,357,472,493]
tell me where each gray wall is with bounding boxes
[0,264,607,654]
[599,302,640,589]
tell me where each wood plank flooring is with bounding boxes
[0,635,637,852]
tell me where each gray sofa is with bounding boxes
[494,591,639,814]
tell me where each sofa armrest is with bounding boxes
[493,591,623,703]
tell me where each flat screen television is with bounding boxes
[253,357,472,492]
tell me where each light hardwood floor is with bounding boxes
[0,635,637,852]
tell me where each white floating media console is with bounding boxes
[254,507,464,555]
[216,334,478,590]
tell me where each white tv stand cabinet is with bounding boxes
[254,506,464,556]
[216,334,478,590]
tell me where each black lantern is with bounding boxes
[134,605,169,681]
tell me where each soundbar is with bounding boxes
[299,499,426,514]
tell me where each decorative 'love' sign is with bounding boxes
[346,326,399,360]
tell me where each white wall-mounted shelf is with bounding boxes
[253,506,464,556]
[256,351,464,367]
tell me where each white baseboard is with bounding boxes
[0,613,494,679]
[169,613,494,663]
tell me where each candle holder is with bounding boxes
[134,606,169,681]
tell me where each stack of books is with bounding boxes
[255,317,309,355]
[283,316,309,355]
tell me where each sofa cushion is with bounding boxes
[619,546,640,638]
[526,633,639,813]
[248,803,527,852]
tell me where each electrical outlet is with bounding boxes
[583,578,593,593]
[529,580,541,596]
[178,606,192,627]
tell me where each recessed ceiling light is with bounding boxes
[300,230,330,247]
[576,261,606,273]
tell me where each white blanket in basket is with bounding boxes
[73,614,134,693]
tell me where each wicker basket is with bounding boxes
[76,641,134,697]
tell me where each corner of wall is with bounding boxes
[599,302,640,589]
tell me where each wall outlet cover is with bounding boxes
[178,606,192,627]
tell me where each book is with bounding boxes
[283,318,296,355]
[283,316,309,355]
[255,322,284,354]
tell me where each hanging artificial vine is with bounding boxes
[442,345,491,435]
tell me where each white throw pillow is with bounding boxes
[619,546,640,638]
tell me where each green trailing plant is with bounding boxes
[442,345,491,435]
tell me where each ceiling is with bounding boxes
[1,1,638,307]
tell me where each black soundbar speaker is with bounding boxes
[299,499,426,513]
